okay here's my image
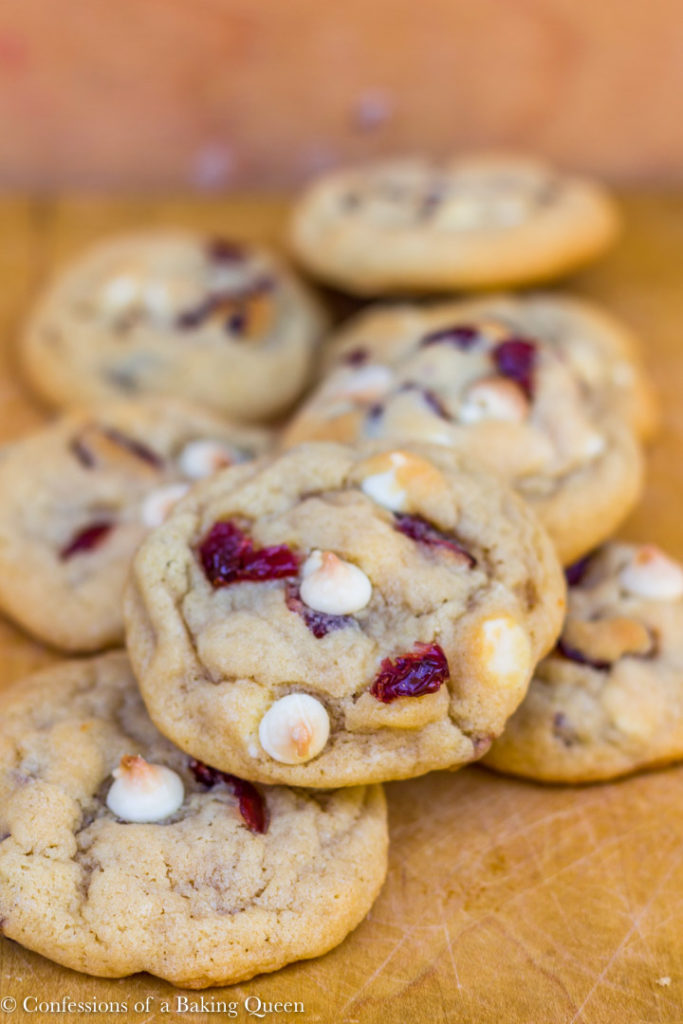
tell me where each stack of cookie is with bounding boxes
[0,153,677,990]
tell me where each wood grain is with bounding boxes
[0,194,682,1023]
[1,0,683,189]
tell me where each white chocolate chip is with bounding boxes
[361,451,409,511]
[101,274,140,313]
[258,694,330,764]
[106,755,184,822]
[478,615,532,693]
[300,550,372,615]
[619,546,683,601]
[178,439,236,479]
[458,376,529,425]
[326,364,394,402]
[143,280,172,321]
[580,430,606,460]
[140,482,190,527]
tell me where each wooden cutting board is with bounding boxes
[0,193,682,1024]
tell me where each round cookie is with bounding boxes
[21,231,327,421]
[124,442,566,788]
[0,399,270,652]
[485,542,683,782]
[0,653,388,987]
[289,154,619,295]
[282,301,644,565]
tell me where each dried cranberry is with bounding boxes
[285,581,354,638]
[564,553,594,588]
[70,437,96,469]
[199,521,299,587]
[420,324,479,350]
[69,426,163,470]
[342,347,369,367]
[176,296,217,330]
[394,514,476,567]
[60,521,113,560]
[101,427,163,468]
[492,338,537,399]
[189,759,266,833]
[226,308,247,334]
[370,642,450,703]
[553,711,578,747]
[557,638,610,671]
[206,237,246,262]
[399,382,451,420]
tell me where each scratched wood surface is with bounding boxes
[0,194,683,1024]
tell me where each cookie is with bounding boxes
[282,301,644,565]
[123,442,566,788]
[21,231,327,421]
[289,154,619,294]
[484,543,683,782]
[0,399,270,652]
[0,653,388,987]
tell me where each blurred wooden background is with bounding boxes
[0,0,682,191]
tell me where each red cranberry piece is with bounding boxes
[69,427,163,469]
[226,307,247,334]
[394,514,476,567]
[70,437,96,468]
[342,347,369,367]
[370,642,450,703]
[199,521,299,587]
[557,638,611,671]
[176,296,217,330]
[400,383,451,420]
[101,427,163,468]
[189,759,266,833]
[420,324,479,350]
[492,338,537,399]
[553,711,578,747]
[60,521,113,560]
[285,581,354,638]
[207,238,246,262]
[564,553,595,588]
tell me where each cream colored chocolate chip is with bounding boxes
[258,694,330,764]
[140,482,190,527]
[361,451,410,511]
[477,614,532,692]
[326,364,394,402]
[360,450,453,516]
[458,375,530,425]
[178,439,236,479]
[619,546,683,601]
[300,550,372,615]
[562,616,653,663]
[106,755,184,822]
[100,273,140,314]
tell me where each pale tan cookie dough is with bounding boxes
[485,543,683,782]
[0,653,388,987]
[0,399,270,652]
[21,230,328,422]
[124,442,566,788]
[290,154,619,294]
[282,301,644,565]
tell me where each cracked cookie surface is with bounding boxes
[0,652,388,987]
[0,399,270,651]
[283,299,644,564]
[124,442,566,787]
[289,154,619,294]
[485,542,683,782]
[21,230,327,422]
